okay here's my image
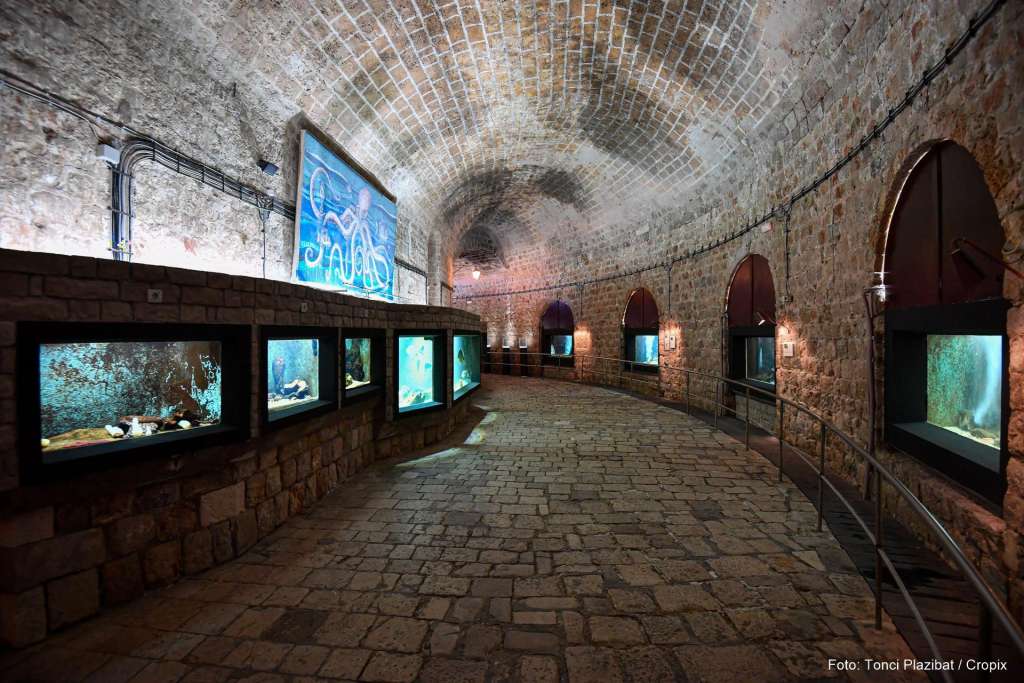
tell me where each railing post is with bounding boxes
[685,373,690,415]
[817,422,826,532]
[874,465,883,629]
[744,385,751,448]
[713,380,720,428]
[777,400,784,482]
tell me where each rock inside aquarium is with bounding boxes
[163,409,200,429]
[40,438,50,448]
[105,425,125,438]
[282,379,310,398]
[118,415,164,426]
[399,385,429,407]
[177,419,191,429]
[129,418,144,437]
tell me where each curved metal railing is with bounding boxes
[482,349,1024,680]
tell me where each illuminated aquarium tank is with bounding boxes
[397,334,441,412]
[266,338,319,415]
[345,337,372,391]
[745,336,775,385]
[39,341,222,452]
[634,334,659,365]
[549,334,572,356]
[453,335,481,399]
[927,335,1002,450]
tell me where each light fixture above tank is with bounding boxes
[258,159,279,176]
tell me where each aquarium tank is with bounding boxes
[397,334,442,413]
[549,334,573,356]
[266,338,320,417]
[39,340,222,453]
[453,334,481,400]
[745,336,775,385]
[345,337,372,391]
[927,334,1002,451]
[634,334,659,366]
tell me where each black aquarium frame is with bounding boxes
[452,330,483,403]
[259,325,339,430]
[728,326,776,394]
[17,321,251,483]
[393,329,447,417]
[622,327,660,374]
[342,328,386,402]
[884,300,1009,505]
[541,331,576,368]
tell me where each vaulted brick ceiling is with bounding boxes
[182,0,845,283]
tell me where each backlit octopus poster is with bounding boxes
[293,130,396,300]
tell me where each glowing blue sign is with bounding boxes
[293,131,396,299]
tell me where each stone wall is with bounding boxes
[0,249,481,646]
[0,1,433,304]
[458,0,1024,618]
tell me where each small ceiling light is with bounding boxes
[258,159,279,176]
[472,269,481,280]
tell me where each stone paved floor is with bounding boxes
[2,376,922,682]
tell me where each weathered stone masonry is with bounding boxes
[0,249,481,647]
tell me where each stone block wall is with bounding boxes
[0,249,480,646]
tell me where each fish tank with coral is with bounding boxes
[634,334,659,366]
[745,336,775,385]
[19,323,250,478]
[266,338,320,416]
[927,334,1002,452]
[37,340,223,455]
[549,334,573,357]
[453,334,481,401]
[396,332,444,414]
[345,337,372,392]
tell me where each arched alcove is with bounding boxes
[622,288,660,372]
[726,255,776,390]
[882,141,1008,504]
[540,300,575,366]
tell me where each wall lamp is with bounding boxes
[472,269,481,280]
[756,311,788,334]
[951,237,1024,288]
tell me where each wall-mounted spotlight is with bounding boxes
[951,237,1024,289]
[258,159,279,176]
[472,269,481,280]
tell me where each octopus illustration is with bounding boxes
[302,164,393,296]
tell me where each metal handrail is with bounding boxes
[483,349,1024,678]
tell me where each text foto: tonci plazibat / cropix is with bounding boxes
[828,658,1009,672]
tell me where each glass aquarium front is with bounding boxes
[345,337,372,391]
[266,338,320,417]
[634,334,659,366]
[397,334,442,413]
[745,336,775,385]
[453,335,481,400]
[927,334,1002,451]
[549,334,573,356]
[39,340,222,454]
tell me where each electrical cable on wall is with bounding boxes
[452,0,1008,302]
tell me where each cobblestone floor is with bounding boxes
[2,376,921,682]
